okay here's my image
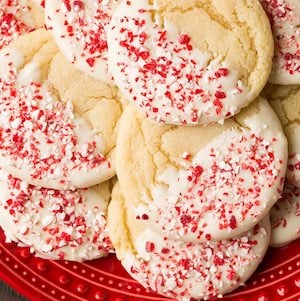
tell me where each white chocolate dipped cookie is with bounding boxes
[0,169,113,261]
[270,181,300,247]
[107,0,274,125]
[0,29,122,190]
[265,84,300,188]
[116,98,287,242]
[45,0,120,84]
[108,184,271,301]
[260,0,300,85]
[0,0,44,50]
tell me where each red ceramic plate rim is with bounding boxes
[0,229,299,301]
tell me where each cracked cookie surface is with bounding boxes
[0,29,122,189]
[115,98,287,242]
[107,0,273,125]
[265,84,300,188]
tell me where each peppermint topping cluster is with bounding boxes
[2,173,113,260]
[138,131,284,241]
[0,54,110,188]
[260,0,300,79]
[0,0,34,49]
[109,1,251,125]
[47,0,116,82]
[126,225,267,300]
[287,153,300,186]
[271,181,300,231]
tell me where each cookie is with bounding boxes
[0,169,113,261]
[116,97,287,242]
[260,0,300,85]
[265,84,300,188]
[0,29,122,189]
[108,184,270,300]
[107,0,274,125]
[45,0,119,84]
[270,181,300,247]
[0,0,44,50]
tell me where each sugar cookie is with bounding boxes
[107,0,273,125]
[116,98,287,242]
[0,169,113,261]
[0,29,122,189]
[260,0,300,84]
[45,0,120,84]
[0,0,43,50]
[270,181,300,247]
[108,184,270,301]
[265,84,300,188]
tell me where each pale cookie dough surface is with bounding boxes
[45,0,120,84]
[116,98,287,242]
[270,181,300,247]
[32,0,44,8]
[265,84,300,188]
[0,29,122,190]
[0,0,44,50]
[108,184,271,301]
[107,0,273,125]
[260,0,300,85]
[0,169,114,262]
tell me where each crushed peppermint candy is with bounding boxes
[0,170,113,261]
[45,0,119,84]
[287,153,300,188]
[0,0,37,50]
[137,129,285,242]
[270,180,300,246]
[123,218,269,300]
[0,46,113,189]
[260,0,300,84]
[107,0,253,125]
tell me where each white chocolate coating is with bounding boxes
[270,181,300,247]
[116,98,287,242]
[107,0,273,125]
[260,0,300,84]
[45,0,119,84]
[0,31,117,189]
[0,169,113,261]
[108,186,271,301]
[0,0,43,50]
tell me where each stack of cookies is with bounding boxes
[0,0,299,300]
[0,1,121,261]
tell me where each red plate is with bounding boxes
[0,229,299,301]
